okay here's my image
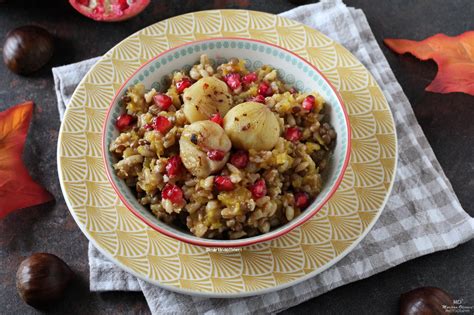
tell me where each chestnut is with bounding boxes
[3,25,54,75]
[16,253,73,308]
[400,287,453,315]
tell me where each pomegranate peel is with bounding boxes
[69,0,150,22]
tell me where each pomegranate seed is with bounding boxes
[116,114,134,131]
[224,73,241,90]
[153,94,173,110]
[152,116,172,134]
[176,77,192,93]
[230,150,249,169]
[210,113,224,127]
[257,82,273,97]
[117,0,129,10]
[77,0,90,5]
[242,72,257,84]
[162,184,184,204]
[143,123,153,130]
[250,179,267,199]
[302,95,315,111]
[294,192,309,208]
[207,150,226,161]
[249,95,265,104]
[285,127,302,142]
[214,176,234,191]
[165,156,183,178]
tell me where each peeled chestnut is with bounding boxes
[3,25,54,75]
[223,101,281,151]
[16,253,73,308]
[400,287,453,315]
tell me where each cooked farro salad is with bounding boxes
[109,54,337,240]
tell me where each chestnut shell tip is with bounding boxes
[400,286,454,315]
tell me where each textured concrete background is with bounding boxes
[0,1,473,314]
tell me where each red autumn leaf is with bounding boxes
[0,101,53,218]
[384,31,474,96]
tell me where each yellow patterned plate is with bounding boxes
[57,10,397,297]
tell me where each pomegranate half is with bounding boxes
[69,0,150,22]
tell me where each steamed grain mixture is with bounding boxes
[110,55,336,239]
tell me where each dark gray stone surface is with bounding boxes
[0,1,472,314]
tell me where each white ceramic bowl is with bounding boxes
[102,37,351,247]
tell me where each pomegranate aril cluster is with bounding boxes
[230,150,249,169]
[294,192,309,209]
[257,82,273,97]
[224,73,241,90]
[302,95,315,111]
[250,94,265,104]
[250,179,267,199]
[153,94,173,110]
[285,127,302,142]
[162,184,184,204]
[214,176,234,191]
[242,72,257,85]
[115,114,134,131]
[152,116,172,134]
[175,77,192,93]
[165,156,183,178]
[210,113,223,127]
[207,150,226,161]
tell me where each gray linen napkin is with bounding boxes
[53,0,474,313]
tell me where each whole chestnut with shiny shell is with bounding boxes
[400,287,453,315]
[16,253,73,308]
[3,25,54,75]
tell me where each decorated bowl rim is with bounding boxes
[101,37,352,248]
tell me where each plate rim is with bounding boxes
[57,9,398,298]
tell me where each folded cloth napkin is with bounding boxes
[53,0,474,313]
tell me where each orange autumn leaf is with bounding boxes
[0,101,53,218]
[384,31,474,95]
